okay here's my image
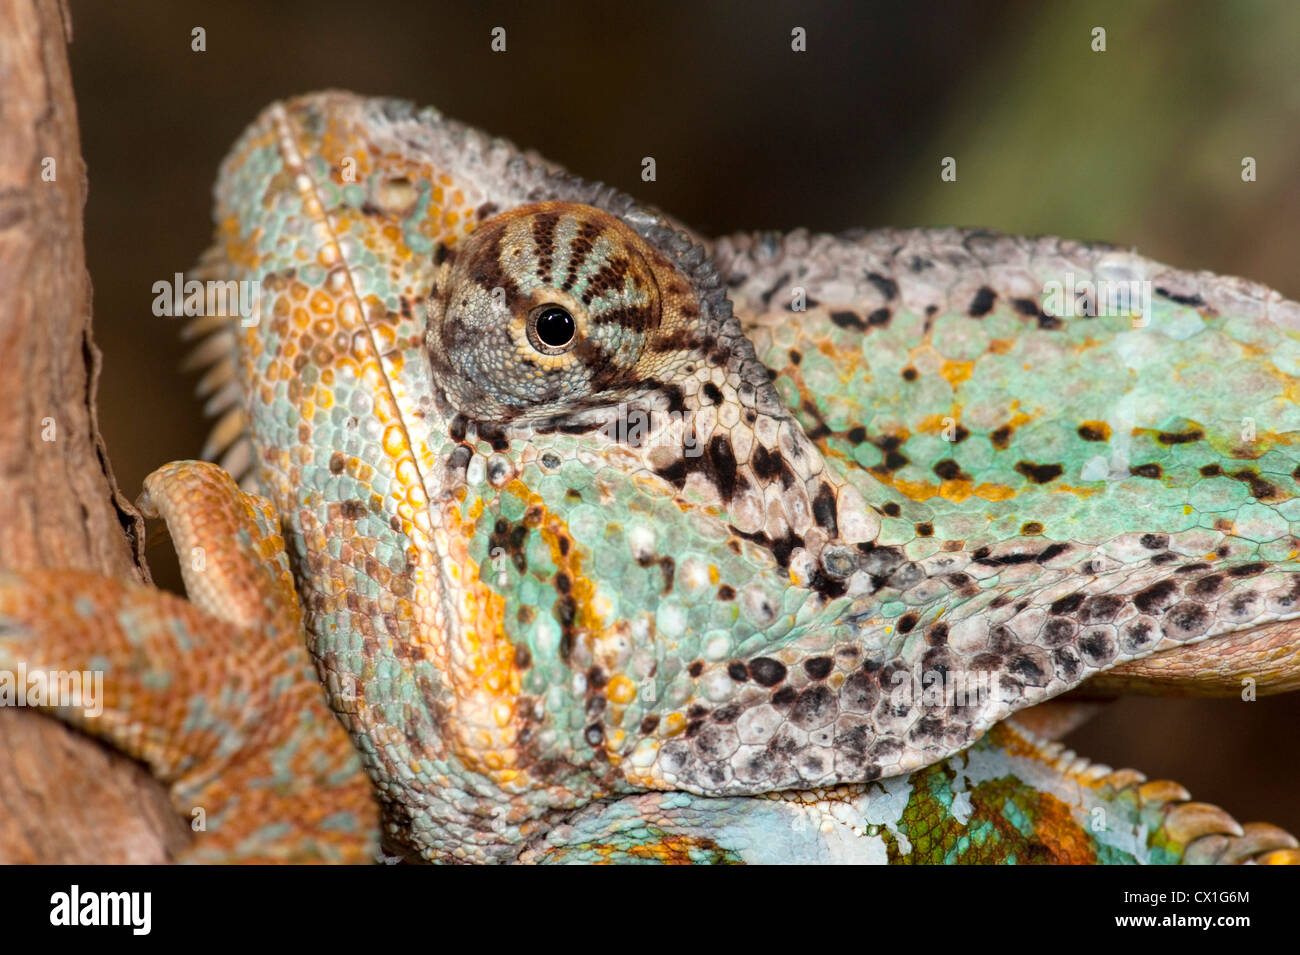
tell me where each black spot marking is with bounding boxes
[1130,463,1163,479]
[812,483,838,535]
[751,443,797,488]
[1015,461,1064,484]
[1078,630,1116,664]
[707,704,740,726]
[1154,287,1205,308]
[1228,562,1267,578]
[1163,600,1211,640]
[867,272,899,300]
[1050,592,1086,615]
[1157,427,1204,445]
[869,435,910,474]
[1081,594,1123,623]
[933,458,971,481]
[748,657,788,687]
[1120,620,1155,653]
[1140,533,1169,550]
[770,686,797,708]
[1041,617,1077,646]
[1230,468,1280,501]
[830,310,866,331]
[1008,653,1048,686]
[968,286,997,317]
[1134,579,1178,613]
[804,657,833,680]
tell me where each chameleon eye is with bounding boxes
[426,201,680,421]
[528,304,576,354]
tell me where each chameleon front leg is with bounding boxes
[0,461,378,863]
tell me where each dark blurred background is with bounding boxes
[68,1,1300,831]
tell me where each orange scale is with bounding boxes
[393,456,419,485]
[309,290,336,315]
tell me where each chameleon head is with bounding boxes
[210,93,885,860]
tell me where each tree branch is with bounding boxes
[0,0,188,863]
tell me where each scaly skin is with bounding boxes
[2,90,1299,864]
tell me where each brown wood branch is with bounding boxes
[0,0,188,862]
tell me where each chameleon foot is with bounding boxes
[0,461,378,862]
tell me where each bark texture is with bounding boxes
[0,0,188,863]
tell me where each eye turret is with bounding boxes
[426,202,667,421]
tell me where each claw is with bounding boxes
[1254,848,1300,865]
[1216,822,1300,864]
[1163,801,1245,843]
[1137,779,1191,806]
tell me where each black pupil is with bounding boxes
[535,306,575,347]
